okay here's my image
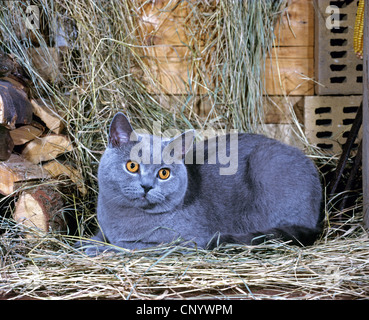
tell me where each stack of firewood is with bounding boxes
[0,52,85,235]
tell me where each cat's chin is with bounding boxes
[141,206,167,215]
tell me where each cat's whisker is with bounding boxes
[148,191,165,202]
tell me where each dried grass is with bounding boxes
[1,0,368,300]
[1,210,368,300]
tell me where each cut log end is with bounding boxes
[14,186,66,234]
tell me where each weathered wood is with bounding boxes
[43,160,87,195]
[22,134,73,164]
[265,49,314,96]
[363,1,369,228]
[31,99,65,134]
[14,186,66,234]
[0,154,50,195]
[133,0,209,95]
[0,77,28,95]
[264,96,304,124]
[0,125,14,161]
[265,0,315,96]
[135,0,189,47]
[0,80,33,129]
[274,0,314,47]
[9,124,44,145]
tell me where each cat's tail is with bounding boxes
[207,225,322,249]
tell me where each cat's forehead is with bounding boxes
[137,133,169,144]
[110,133,173,165]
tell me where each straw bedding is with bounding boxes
[1,212,368,300]
[1,0,368,300]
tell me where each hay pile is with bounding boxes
[1,0,368,300]
[1,212,368,300]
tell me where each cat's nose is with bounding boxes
[141,184,153,194]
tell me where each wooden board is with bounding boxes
[132,0,209,94]
[265,0,315,96]
[43,160,87,195]
[9,124,43,145]
[264,96,304,124]
[0,80,33,129]
[22,134,73,164]
[139,57,199,94]
[0,154,50,195]
[135,0,189,47]
[274,0,314,47]
[31,99,65,134]
[265,53,314,96]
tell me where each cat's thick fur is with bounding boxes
[84,113,322,254]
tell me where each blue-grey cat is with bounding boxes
[84,112,322,253]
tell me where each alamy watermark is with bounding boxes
[127,121,239,176]
[25,5,40,30]
[325,5,341,30]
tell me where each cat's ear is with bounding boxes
[109,112,138,148]
[163,130,194,162]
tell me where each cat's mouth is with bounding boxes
[130,193,159,207]
[123,188,166,213]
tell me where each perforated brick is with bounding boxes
[315,0,363,95]
[304,95,362,154]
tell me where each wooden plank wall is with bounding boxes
[134,0,198,95]
[265,0,315,96]
[133,0,313,124]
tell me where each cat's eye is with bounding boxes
[158,168,170,180]
[126,161,139,173]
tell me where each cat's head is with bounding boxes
[98,112,194,214]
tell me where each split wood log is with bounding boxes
[0,77,28,95]
[9,124,44,145]
[31,99,65,134]
[0,125,14,161]
[14,186,66,234]
[22,134,73,164]
[0,154,50,196]
[0,80,33,129]
[43,160,87,195]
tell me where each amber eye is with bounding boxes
[158,168,170,180]
[126,161,139,173]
